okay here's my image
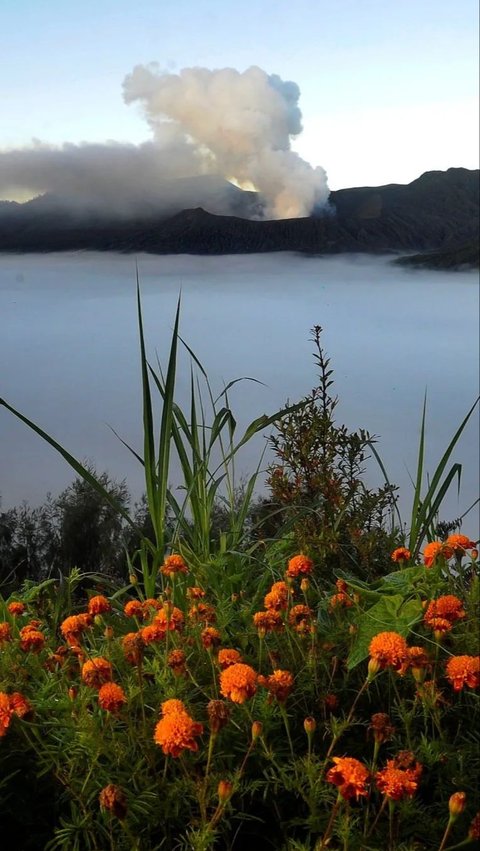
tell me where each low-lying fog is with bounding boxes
[1,252,478,529]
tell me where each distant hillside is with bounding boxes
[0,168,478,267]
[395,240,479,270]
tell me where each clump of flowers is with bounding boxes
[376,756,422,801]
[286,554,314,578]
[7,601,26,616]
[81,657,113,689]
[445,533,477,553]
[288,604,313,634]
[88,595,111,616]
[154,699,203,757]
[264,581,290,611]
[369,631,408,671]
[391,547,411,563]
[217,648,243,669]
[168,649,187,676]
[445,655,480,692]
[98,682,127,713]
[423,541,454,567]
[258,669,294,703]
[326,756,370,799]
[253,610,284,635]
[220,663,258,704]
[423,596,466,633]
[0,691,32,737]
[19,624,46,653]
[124,600,144,619]
[161,553,188,576]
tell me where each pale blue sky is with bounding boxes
[2,0,478,189]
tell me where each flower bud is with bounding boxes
[251,721,263,741]
[68,687,77,701]
[304,716,316,735]
[218,780,234,803]
[129,574,137,586]
[449,791,467,819]
[471,548,478,561]
[367,657,381,681]
[104,626,114,640]
[300,578,310,593]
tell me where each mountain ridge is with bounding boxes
[0,168,478,266]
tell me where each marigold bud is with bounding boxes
[68,687,78,701]
[304,716,316,735]
[349,624,357,635]
[367,657,381,681]
[99,784,128,820]
[471,549,479,561]
[251,721,263,741]
[129,574,137,585]
[449,791,467,819]
[104,626,114,640]
[218,779,234,803]
[300,578,310,593]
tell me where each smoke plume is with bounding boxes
[0,65,329,219]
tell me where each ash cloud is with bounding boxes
[0,65,329,220]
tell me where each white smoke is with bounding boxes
[123,64,329,218]
[0,64,329,219]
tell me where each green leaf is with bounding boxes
[347,594,423,670]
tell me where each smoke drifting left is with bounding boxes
[0,64,329,220]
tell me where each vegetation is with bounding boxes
[0,297,478,850]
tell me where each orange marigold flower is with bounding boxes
[446,534,477,552]
[423,596,466,632]
[329,592,353,609]
[188,602,217,624]
[376,758,422,801]
[88,595,111,616]
[326,756,370,800]
[253,610,284,634]
[141,622,166,644]
[154,705,203,757]
[98,682,127,713]
[336,579,348,592]
[9,692,32,718]
[201,627,221,649]
[161,698,188,716]
[407,646,431,681]
[0,622,12,643]
[445,655,480,692]
[142,598,163,617]
[391,547,411,563]
[161,554,188,576]
[220,662,258,704]
[186,586,206,599]
[258,669,294,703]
[7,601,26,616]
[19,626,45,653]
[121,632,144,665]
[0,693,14,737]
[60,614,91,644]
[123,600,144,619]
[449,791,467,818]
[154,605,184,633]
[207,699,231,733]
[369,632,408,671]
[99,784,128,819]
[81,657,113,689]
[423,541,453,567]
[167,649,187,675]
[264,581,290,611]
[286,553,314,578]
[217,648,243,669]
[288,604,313,634]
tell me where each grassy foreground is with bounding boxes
[0,296,479,851]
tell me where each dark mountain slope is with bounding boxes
[0,168,478,260]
